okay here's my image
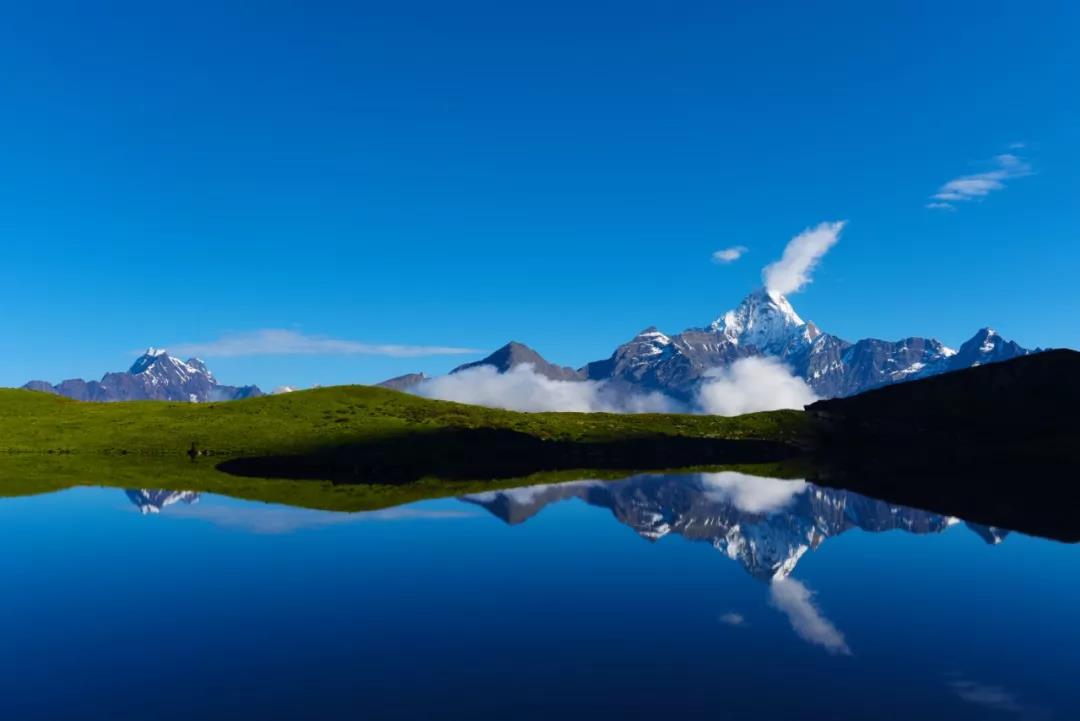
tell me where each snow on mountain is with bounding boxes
[709,288,819,351]
[948,327,1031,369]
[23,349,263,402]
[452,287,1037,404]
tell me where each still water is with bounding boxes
[2,472,1078,720]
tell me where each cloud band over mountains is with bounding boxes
[414,363,680,413]
[413,358,816,416]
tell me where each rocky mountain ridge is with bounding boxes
[24,348,262,402]
[444,288,1035,401]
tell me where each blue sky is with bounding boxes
[1,1,1077,390]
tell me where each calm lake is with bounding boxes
[2,472,1078,720]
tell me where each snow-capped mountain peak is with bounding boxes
[634,327,673,344]
[185,357,215,380]
[128,348,170,375]
[129,349,201,380]
[950,327,1033,368]
[709,288,814,350]
[626,327,673,357]
[27,350,263,402]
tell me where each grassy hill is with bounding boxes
[0,384,809,511]
[0,384,809,489]
[0,384,808,456]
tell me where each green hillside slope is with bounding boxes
[0,385,809,457]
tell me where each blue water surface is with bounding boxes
[1,473,1077,720]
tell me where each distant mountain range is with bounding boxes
[24,348,262,402]
[22,288,1037,404]
[388,288,1037,401]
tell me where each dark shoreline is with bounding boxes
[216,427,803,484]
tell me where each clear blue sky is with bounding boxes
[2,1,1077,390]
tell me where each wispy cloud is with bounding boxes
[928,152,1033,210]
[947,678,1047,719]
[762,221,845,295]
[164,329,480,358]
[712,245,748,264]
[718,612,746,626]
[949,680,1024,714]
[769,577,852,655]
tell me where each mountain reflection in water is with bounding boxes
[125,473,1011,579]
[457,472,1019,655]
[459,472,1008,580]
[124,472,1016,655]
[125,489,200,515]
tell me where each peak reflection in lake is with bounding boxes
[461,472,961,580]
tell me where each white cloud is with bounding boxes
[462,480,603,505]
[929,153,1033,210]
[949,679,1029,716]
[718,612,746,626]
[413,356,816,417]
[165,329,479,358]
[413,363,680,413]
[769,577,852,655]
[698,472,808,514]
[712,245,748,264]
[762,221,845,295]
[696,356,818,416]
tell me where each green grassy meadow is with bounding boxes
[0,385,810,511]
[0,385,809,456]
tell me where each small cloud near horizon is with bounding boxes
[712,245,748,264]
[162,329,480,359]
[928,151,1033,210]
